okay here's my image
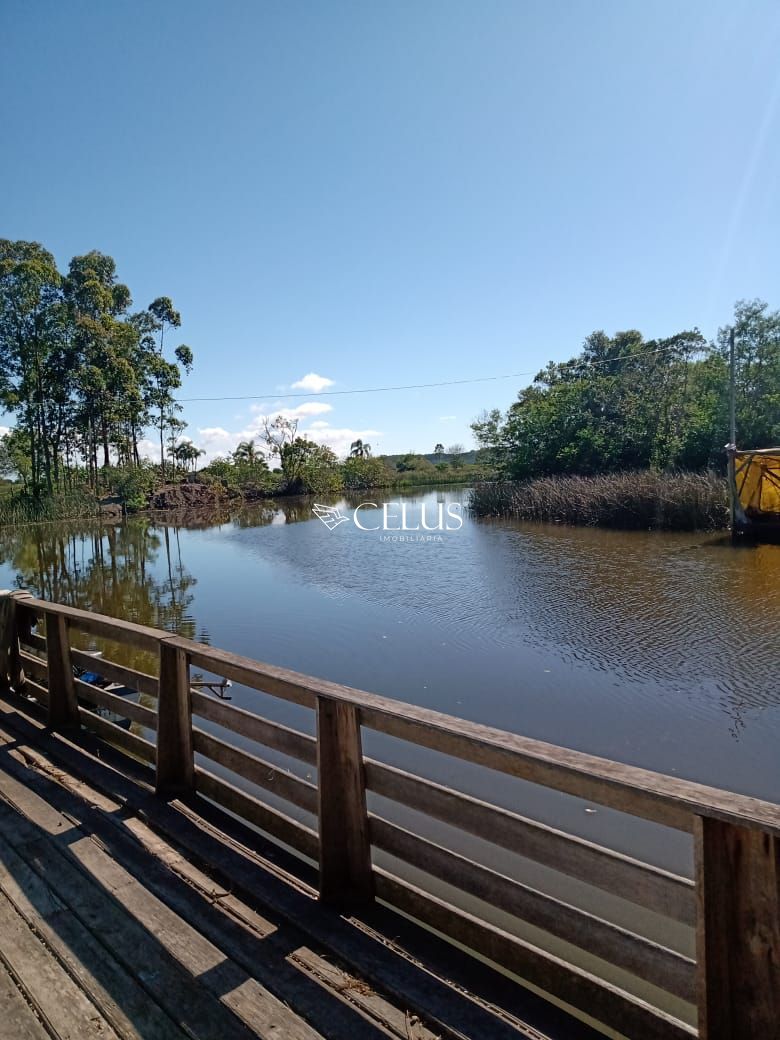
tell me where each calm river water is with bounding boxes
[2,484,778,1019]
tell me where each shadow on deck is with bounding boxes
[0,693,599,1040]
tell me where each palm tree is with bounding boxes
[350,438,372,458]
[434,443,444,459]
[233,439,261,465]
[173,442,205,472]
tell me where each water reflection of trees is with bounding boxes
[0,519,203,670]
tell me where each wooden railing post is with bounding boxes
[694,815,780,1038]
[156,637,194,798]
[46,612,80,728]
[8,591,35,693]
[316,697,374,909]
[0,591,14,689]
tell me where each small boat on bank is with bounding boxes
[75,665,140,729]
[727,445,780,537]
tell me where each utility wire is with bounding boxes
[179,341,710,403]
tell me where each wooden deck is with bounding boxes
[0,590,777,1040]
[0,693,600,1040]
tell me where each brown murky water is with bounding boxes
[2,485,778,1024]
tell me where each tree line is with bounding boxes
[0,239,194,493]
[472,300,780,480]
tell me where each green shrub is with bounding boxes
[108,464,156,511]
[342,457,393,490]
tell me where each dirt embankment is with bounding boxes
[149,483,224,510]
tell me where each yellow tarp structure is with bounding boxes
[733,449,780,519]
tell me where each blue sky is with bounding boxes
[2,1,780,460]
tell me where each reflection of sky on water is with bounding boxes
[0,486,778,807]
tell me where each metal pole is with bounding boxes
[729,327,736,446]
[728,327,737,536]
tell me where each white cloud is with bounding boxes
[191,401,376,464]
[304,423,382,459]
[249,401,332,418]
[291,372,335,393]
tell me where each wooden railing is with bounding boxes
[0,590,778,1040]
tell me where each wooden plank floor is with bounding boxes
[0,693,604,1040]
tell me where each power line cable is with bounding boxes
[179,341,711,403]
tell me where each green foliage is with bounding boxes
[396,452,432,473]
[0,238,195,493]
[108,463,156,511]
[280,438,340,493]
[0,487,99,526]
[472,304,780,481]
[342,456,393,489]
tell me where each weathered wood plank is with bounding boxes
[25,596,161,653]
[365,758,695,924]
[370,815,695,1001]
[78,707,156,763]
[317,697,373,908]
[0,888,122,1040]
[694,815,780,1039]
[0,831,188,1040]
[195,767,319,861]
[0,699,608,1040]
[46,612,80,729]
[290,947,442,1040]
[156,638,193,797]
[70,646,159,697]
[0,729,464,1040]
[375,870,696,1040]
[0,813,261,1040]
[75,677,158,730]
[191,689,317,765]
[0,759,331,1040]
[0,962,51,1040]
[193,727,317,813]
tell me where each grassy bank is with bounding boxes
[469,470,729,531]
[0,488,100,526]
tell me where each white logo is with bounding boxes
[313,504,350,530]
[314,501,463,534]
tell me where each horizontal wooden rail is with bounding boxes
[162,629,780,838]
[18,650,47,683]
[77,707,156,764]
[5,591,779,1040]
[70,647,159,698]
[22,633,46,654]
[364,758,695,925]
[191,690,317,765]
[374,870,695,1040]
[74,678,158,731]
[370,814,695,1001]
[19,599,161,654]
[194,767,319,861]
[192,727,317,814]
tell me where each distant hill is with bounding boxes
[379,450,479,465]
